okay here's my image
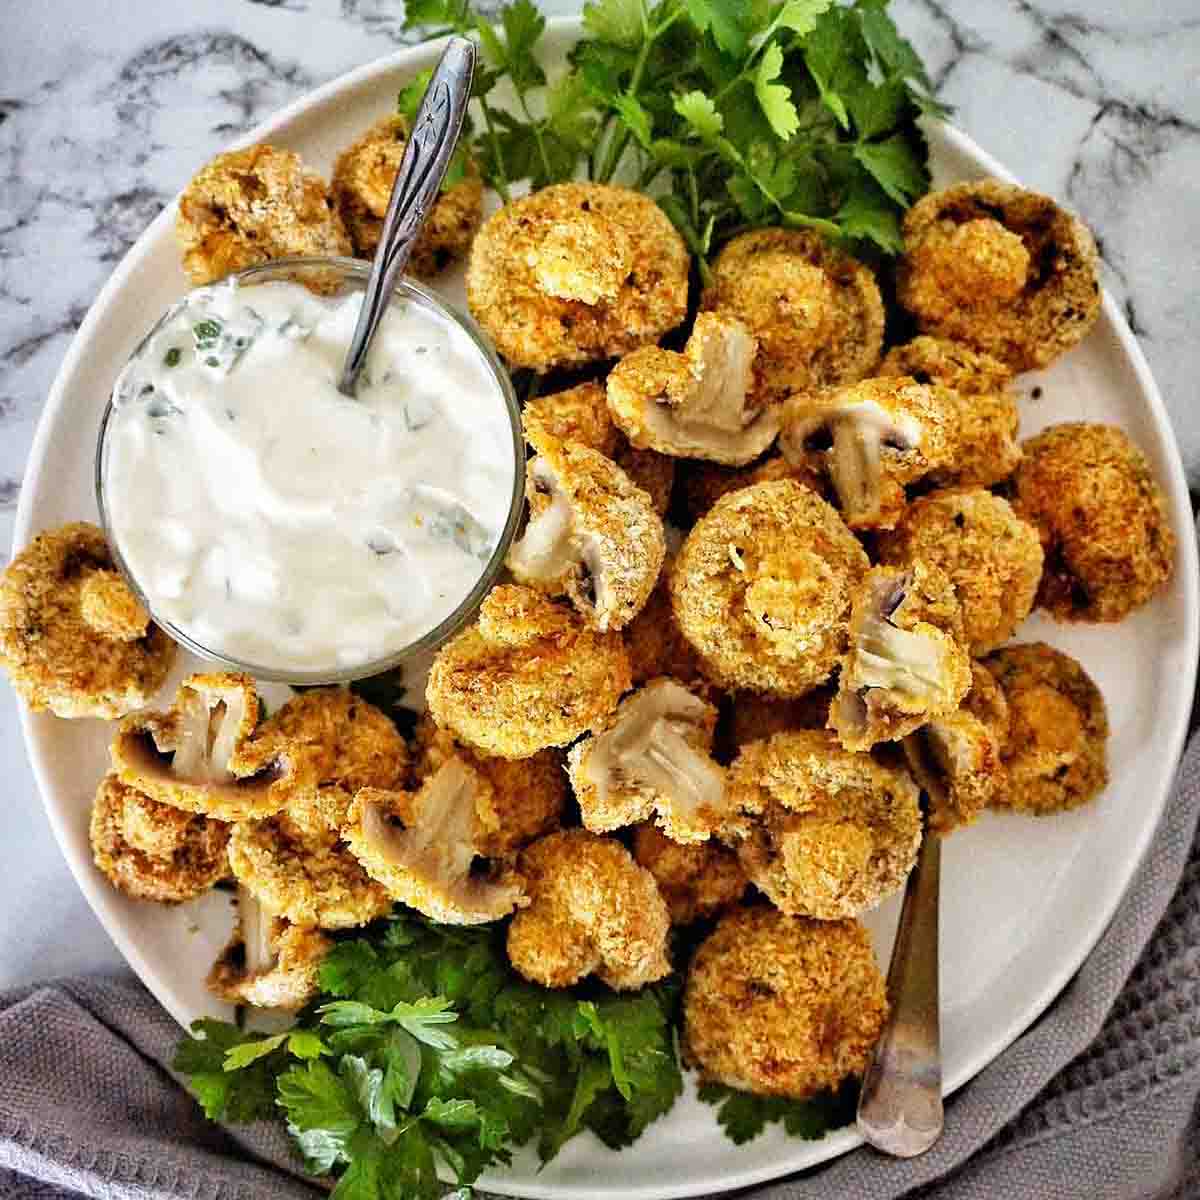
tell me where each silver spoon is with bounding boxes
[338,36,476,397]
[856,816,943,1157]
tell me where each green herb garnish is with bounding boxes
[192,318,223,351]
[163,347,182,368]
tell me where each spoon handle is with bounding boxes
[338,36,476,396]
[856,825,944,1157]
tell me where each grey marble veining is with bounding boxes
[0,0,1197,985]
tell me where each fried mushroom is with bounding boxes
[506,829,672,991]
[897,179,1101,370]
[631,822,746,925]
[671,480,870,696]
[522,382,619,458]
[0,522,175,718]
[1010,422,1174,623]
[679,454,826,525]
[466,183,689,371]
[724,687,836,754]
[682,905,887,1098]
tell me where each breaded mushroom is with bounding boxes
[175,145,352,286]
[877,488,1044,655]
[779,376,960,530]
[90,773,229,903]
[507,436,665,632]
[701,228,885,399]
[506,829,672,991]
[623,564,705,687]
[427,585,631,758]
[332,113,483,277]
[1010,423,1174,623]
[983,642,1108,815]
[632,822,747,925]
[228,812,392,929]
[614,441,675,517]
[607,312,779,466]
[679,454,825,525]
[829,563,972,752]
[897,179,1101,370]
[723,731,922,919]
[523,382,619,458]
[466,183,689,371]
[683,906,887,1098]
[0,523,174,718]
[671,480,870,697]
[208,889,330,1010]
[879,336,1020,488]
[568,678,728,843]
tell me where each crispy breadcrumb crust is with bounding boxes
[682,905,887,1098]
[671,480,869,696]
[679,455,827,525]
[0,523,175,718]
[175,145,352,285]
[331,113,483,278]
[466,183,689,371]
[632,822,747,925]
[90,774,229,903]
[723,730,922,919]
[1010,422,1174,623]
[426,585,631,758]
[523,382,619,457]
[897,179,1101,370]
[983,642,1108,815]
[877,488,1043,655]
[208,913,331,1010]
[78,570,150,642]
[506,829,672,991]
[614,440,675,516]
[702,228,885,399]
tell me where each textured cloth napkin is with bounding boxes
[3,743,1200,1199]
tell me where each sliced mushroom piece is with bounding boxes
[902,709,1004,834]
[507,457,577,585]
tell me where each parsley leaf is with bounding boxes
[583,0,646,48]
[853,131,928,205]
[755,42,801,139]
[698,1079,860,1144]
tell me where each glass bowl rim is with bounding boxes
[94,255,525,685]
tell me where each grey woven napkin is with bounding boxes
[3,735,1199,1200]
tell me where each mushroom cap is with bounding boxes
[682,905,887,1098]
[723,730,922,919]
[983,642,1108,815]
[175,144,352,286]
[466,182,689,372]
[332,113,482,278]
[426,585,631,759]
[897,178,1101,370]
[876,487,1044,655]
[523,382,619,458]
[568,677,728,843]
[702,227,885,399]
[632,822,747,925]
[1011,422,1174,623]
[506,829,672,991]
[79,570,150,642]
[0,522,175,718]
[90,773,230,904]
[671,480,870,696]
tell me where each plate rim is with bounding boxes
[12,18,1200,1198]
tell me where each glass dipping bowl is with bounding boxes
[95,257,525,685]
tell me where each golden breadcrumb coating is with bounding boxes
[623,563,706,687]
[507,436,665,632]
[983,642,1108,815]
[879,336,1020,488]
[466,183,689,371]
[229,812,392,929]
[671,480,870,696]
[963,659,1011,749]
[897,179,1101,370]
[506,829,672,991]
[412,714,564,858]
[614,440,675,517]
[0,523,174,718]
[679,454,827,525]
[331,113,483,278]
[723,731,922,919]
[780,376,960,530]
[175,145,352,285]
[607,312,778,466]
[1010,423,1174,623]
[682,905,887,1098]
[523,382,619,457]
[724,687,836,754]
[568,678,728,842]
[632,822,747,925]
[830,563,972,752]
[427,585,631,759]
[702,228,885,399]
[877,488,1043,655]
[242,687,408,832]
[90,773,229,903]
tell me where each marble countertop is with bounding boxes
[1,0,1197,988]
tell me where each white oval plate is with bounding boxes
[14,18,1200,1199]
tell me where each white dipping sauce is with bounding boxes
[102,279,517,672]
